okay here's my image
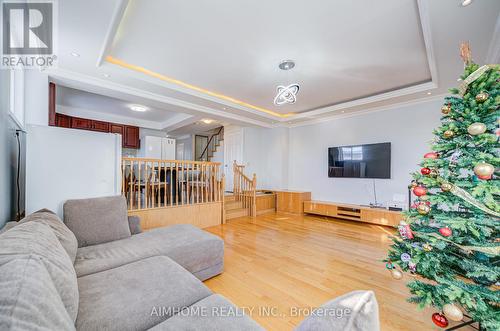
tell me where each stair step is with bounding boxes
[225,200,243,210]
[225,207,248,220]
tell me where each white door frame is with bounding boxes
[223,126,243,193]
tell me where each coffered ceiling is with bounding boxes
[48,0,500,130]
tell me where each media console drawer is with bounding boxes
[304,201,401,227]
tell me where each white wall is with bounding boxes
[24,70,49,126]
[242,126,290,190]
[288,100,442,208]
[0,70,14,226]
[26,125,122,218]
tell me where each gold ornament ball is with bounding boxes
[443,130,454,138]
[473,162,495,177]
[419,195,429,201]
[443,304,464,322]
[467,122,487,136]
[441,183,452,192]
[410,181,418,188]
[441,105,451,115]
[417,204,431,215]
[429,169,439,178]
[475,92,489,103]
[423,243,433,252]
[390,269,403,280]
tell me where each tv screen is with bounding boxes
[328,142,391,179]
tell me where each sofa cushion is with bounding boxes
[148,294,264,331]
[75,224,224,281]
[20,209,78,263]
[0,256,76,331]
[294,290,380,331]
[64,196,131,248]
[0,222,79,322]
[76,255,212,331]
[127,215,142,235]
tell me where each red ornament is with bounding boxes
[478,174,492,180]
[421,168,431,175]
[424,152,439,159]
[432,313,449,328]
[413,186,427,197]
[439,227,452,237]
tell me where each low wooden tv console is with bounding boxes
[304,201,402,227]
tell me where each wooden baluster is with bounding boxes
[138,161,142,209]
[157,161,160,207]
[197,163,200,204]
[169,162,173,207]
[163,161,167,207]
[121,160,125,197]
[181,162,186,204]
[221,175,226,224]
[252,173,257,217]
[129,161,133,209]
[186,162,192,205]
[202,164,205,204]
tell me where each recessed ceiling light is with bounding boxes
[461,0,472,6]
[71,52,80,57]
[129,104,148,112]
[341,110,345,113]
[222,107,227,110]
[427,92,432,95]
[102,73,110,78]
[201,119,214,124]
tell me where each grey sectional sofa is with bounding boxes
[0,195,380,331]
[0,196,262,330]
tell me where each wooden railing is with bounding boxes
[233,161,257,217]
[122,158,224,211]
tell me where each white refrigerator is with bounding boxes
[26,125,122,218]
[140,136,176,160]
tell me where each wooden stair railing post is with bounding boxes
[222,174,226,224]
[252,173,257,217]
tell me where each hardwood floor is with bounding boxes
[204,212,473,331]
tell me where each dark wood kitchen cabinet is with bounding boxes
[71,117,92,130]
[109,123,125,136]
[91,120,109,132]
[55,113,141,149]
[123,126,140,149]
[55,113,71,128]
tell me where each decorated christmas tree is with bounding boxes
[384,42,499,330]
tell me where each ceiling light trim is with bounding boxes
[105,56,294,118]
[47,68,275,128]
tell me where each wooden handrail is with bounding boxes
[199,126,224,161]
[233,161,257,217]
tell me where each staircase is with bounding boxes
[199,127,224,162]
[223,161,257,221]
[224,194,249,220]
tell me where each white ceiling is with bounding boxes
[48,0,500,129]
[111,0,431,114]
[56,86,177,122]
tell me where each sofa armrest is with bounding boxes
[128,216,142,235]
[294,290,379,331]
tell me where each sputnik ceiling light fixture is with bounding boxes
[274,60,299,106]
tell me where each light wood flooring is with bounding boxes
[204,212,474,331]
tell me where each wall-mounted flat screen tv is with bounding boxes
[328,142,391,178]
